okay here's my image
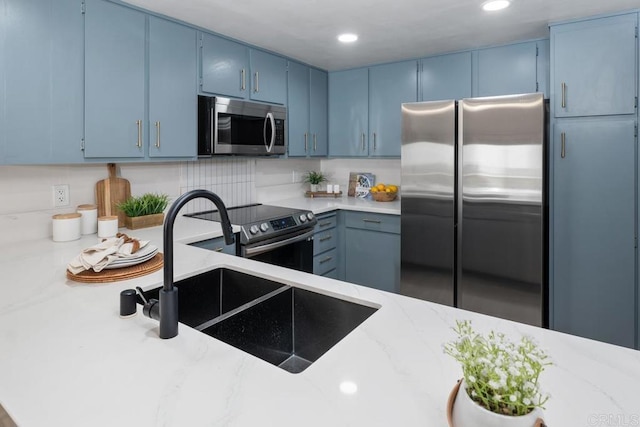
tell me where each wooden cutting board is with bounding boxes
[96,163,131,227]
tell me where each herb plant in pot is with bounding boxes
[444,320,551,427]
[304,171,327,192]
[117,193,169,230]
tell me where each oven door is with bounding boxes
[242,228,314,273]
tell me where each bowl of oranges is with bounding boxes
[370,183,399,202]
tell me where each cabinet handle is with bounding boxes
[561,132,566,159]
[361,133,366,151]
[313,134,317,151]
[363,219,382,224]
[319,235,332,242]
[373,132,377,151]
[241,69,246,91]
[136,120,142,148]
[304,132,308,152]
[561,82,566,108]
[319,256,333,264]
[254,71,259,93]
[155,121,161,148]
[319,221,332,227]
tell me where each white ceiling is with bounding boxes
[123,0,639,71]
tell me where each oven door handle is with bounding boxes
[244,228,314,257]
[263,112,275,153]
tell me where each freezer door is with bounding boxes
[400,100,456,305]
[458,93,545,326]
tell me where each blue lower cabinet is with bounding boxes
[552,117,636,348]
[344,212,400,293]
[314,248,338,276]
[313,212,338,276]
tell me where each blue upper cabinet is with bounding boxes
[287,63,327,157]
[287,61,310,157]
[309,68,328,156]
[148,17,197,158]
[201,33,249,99]
[2,0,83,164]
[200,33,286,105]
[84,0,146,158]
[329,68,369,157]
[249,49,287,105]
[474,41,538,97]
[551,13,637,117]
[369,60,417,157]
[421,52,472,101]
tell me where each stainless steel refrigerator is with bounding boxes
[400,93,547,327]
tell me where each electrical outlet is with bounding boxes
[53,184,70,207]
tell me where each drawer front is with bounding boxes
[189,235,237,255]
[322,268,338,279]
[344,211,400,234]
[314,213,337,233]
[314,248,338,276]
[313,227,337,255]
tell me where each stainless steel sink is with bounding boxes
[139,268,377,373]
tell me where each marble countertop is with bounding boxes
[0,197,638,427]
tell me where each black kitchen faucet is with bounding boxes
[141,189,235,339]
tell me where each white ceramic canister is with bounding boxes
[52,213,82,242]
[97,215,119,238]
[333,184,341,194]
[326,183,334,193]
[77,204,98,235]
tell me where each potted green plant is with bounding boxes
[444,320,551,427]
[117,193,169,230]
[303,171,327,192]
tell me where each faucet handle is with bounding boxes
[136,287,160,321]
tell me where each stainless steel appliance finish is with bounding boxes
[198,96,286,156]
[186,204,317,273]
[401,93,547,327]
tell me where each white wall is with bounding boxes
[320,158,401,191]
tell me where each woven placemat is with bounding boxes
[67,253,164,283]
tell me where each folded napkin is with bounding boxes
[67,234,149,274]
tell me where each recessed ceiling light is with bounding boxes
[482,0,510,11]
[338,33,358,43]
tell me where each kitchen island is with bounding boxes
[0,198,638,427]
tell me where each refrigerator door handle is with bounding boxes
[561,132,566,158]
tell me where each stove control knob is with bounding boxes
[299,214,307,223]
[260,223,269,232]
[306,212,314,221]
[249,225,259,235]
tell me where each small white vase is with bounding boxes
[451,380,543,427]
[310,184,319,192]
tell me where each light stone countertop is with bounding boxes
[0,198,638,427]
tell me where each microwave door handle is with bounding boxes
[263,112,275,153]
[210,107,215,155]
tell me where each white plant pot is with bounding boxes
[310,184,319,192]
[451,380,543,427]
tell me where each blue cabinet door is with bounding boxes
[84,0,145,158]
[0,0,4,163]
[309,68,328,157]
[475,41,538,97]
[552,13,637,117]
[249,49,287,105]
[329,68,369,156]
[287,61,310,157]
[345,228,400,293]
[369,60,417,157]
[421,52,472,101]
[2,0,83,164]
[148,17,197,158]
[201,33,249,99]
[552,117,636,348]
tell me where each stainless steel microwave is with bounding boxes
[198,96,286,156]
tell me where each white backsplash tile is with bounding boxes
[0,156,399,242]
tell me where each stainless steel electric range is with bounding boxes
[185,204,317,273]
